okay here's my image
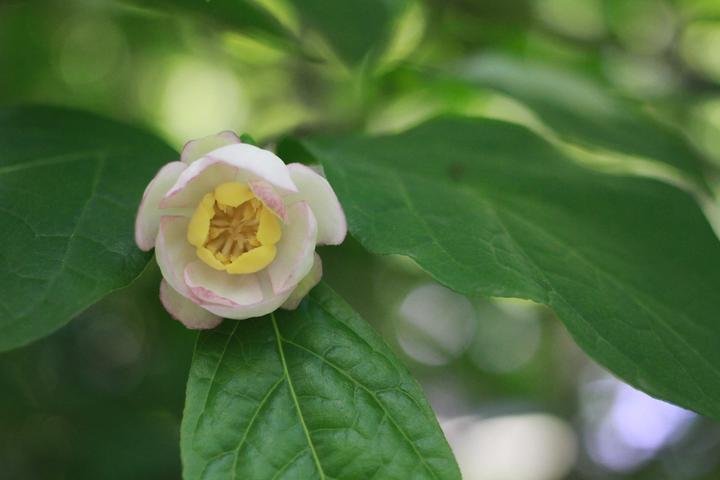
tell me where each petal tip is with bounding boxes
[249,180,288,222]
[135,161,187,251]
[180,131,241,165]
[286,162,347,246]
[268,201,318,295]
[134,221,154,251]
[184,268,241,308]
[159,280,222,330]
[281,253,323,310]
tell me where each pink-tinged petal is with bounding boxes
[160,159,236,210]
[184,260,263,307]
[267,201,318,295]
[160,144,298,209]
[209,143,297,193]
[155,216,195,297]
[134,161,188,251]
[281,253,322,310]
[159,280,222,329]
[199,275,294,320]
[286,163,346,245]
[249,180,287,221]
[181,131,241,165]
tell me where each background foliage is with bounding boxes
[2,0,720,479]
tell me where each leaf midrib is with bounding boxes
[274,292,445,480]
[280,337,442,480]
[271,313,326,480]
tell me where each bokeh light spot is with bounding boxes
[157,57,248,145]
[443,413,577,480]
[396,283,476,366]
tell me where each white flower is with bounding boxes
[135,132,346,329]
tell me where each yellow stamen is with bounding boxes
[187,182,282,273]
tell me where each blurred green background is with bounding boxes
[2,0,720,478]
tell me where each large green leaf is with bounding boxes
[181,283,460,480]
[128,0,295,47]
[0,106,175,351]
[128,0,401,64]
[453,54,711,189]
[286,0,406,65]
[300,116,720,419]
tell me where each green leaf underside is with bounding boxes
[181,284,460,480]
[286,0,404,65]
[454,55,710,188]
[130,0,294,47]
[0,106,176,351]
[301,116,720,419]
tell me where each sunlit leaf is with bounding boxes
[128,0,295,47]
[0,106,175,351]
[453,54,712,189]
[181,283,460,480]
[301,116,720,419]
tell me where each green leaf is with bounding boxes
[453,54,711,189]
[0,106,175,351]
[128,0,295,47]
[286,0,405,65]
[181,283,460,480]
[300,116,720,419]
[238,133,258,146]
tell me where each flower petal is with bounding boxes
[159,280,222,329]
[267,201,318,295]
[181,131,241,165]
[286,163,346,245]
[249,180,287,221]
[134,161,188,251]
[155,216,196,297]
[199,273,294,320]
[161,144,297,209]
[196,246,227,271]
[187,192,215,248]
[184,260,263,307]
[226,245,277,274]
[214,182,254,207]
[257,207,281,245]
[281,253,322,310]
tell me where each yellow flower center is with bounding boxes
[187,182,281,274]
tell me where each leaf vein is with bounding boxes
[271,314,326,480]
[279,337,441,480]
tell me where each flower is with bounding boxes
[134,132,346,329]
